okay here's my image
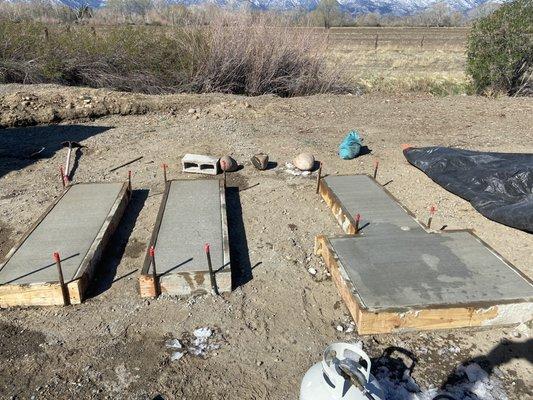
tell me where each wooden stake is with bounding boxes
[316,162,323,194]
[204,243,219,295]
[373,159,379,180]
[53,252,70,306]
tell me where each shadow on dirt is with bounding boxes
[87,188,148,298]
[0,124,112,179]
[226,186,253,289]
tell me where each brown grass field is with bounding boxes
[325,27,470,94]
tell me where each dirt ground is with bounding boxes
[0,85,532,400]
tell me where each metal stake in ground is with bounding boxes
[355,213,361,233]
[53,252,70,306]
[128,170,132,191]
[373,159,379,180]
[150,246,160,297]
[315,162,323,194]
[204,243,219,295]
[427,205,437,229]
[220,160,227,189]
[59,166,66,188]
[162,163,168,183]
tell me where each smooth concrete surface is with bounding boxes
[150,180,225,276]
[330,231,533,311]
[324,175,423,234]
[0,183,124,285]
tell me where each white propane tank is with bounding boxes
[300,342,384,400]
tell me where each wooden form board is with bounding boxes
[139,179,231,298]
[0,182,130,307]
[316,174,533,334]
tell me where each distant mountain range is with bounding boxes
[33,0,504,16]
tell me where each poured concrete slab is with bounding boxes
[316,233,533,334]
[320,175,424,234]
[139,179,230,297]
[330,231,533,310]
[0,182,130,307]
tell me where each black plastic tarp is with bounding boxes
[403,146,533,233]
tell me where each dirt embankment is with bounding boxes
[0,84,232,129]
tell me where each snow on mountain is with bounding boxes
[26,0,503,16]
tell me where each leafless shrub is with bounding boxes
[0,14,347,96]
[194,13,344,96]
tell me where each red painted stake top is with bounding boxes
[374,159,379,166]
[53,252,61,262]
[429,205,437,215]
[128,170,132,179]
[355,213,361,222]
[149,246,155,257]
[204,243,210,254]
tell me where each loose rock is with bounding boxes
[219,155,238,172]
[293,153,315,171]
[251,153,269,170]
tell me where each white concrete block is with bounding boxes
[182,154,219,175]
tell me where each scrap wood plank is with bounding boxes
[0,182,130,307]
[139,178,231,297]
[315,233,533,334]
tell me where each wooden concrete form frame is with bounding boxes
[316,174,533,333]
[315,234,533,334]
[0,182,131,307]
[318,174,426,234]
[139,178,231,298]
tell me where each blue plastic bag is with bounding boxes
[339,131,362,160]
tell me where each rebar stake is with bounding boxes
[162,164,168,183]
[220,160,227,189]
[53,252,70,306]
[150,245,160,297]
[204,243,219,296]
[427,205,437,229]
[355,213,361,233]
[316,162,323,194]
[373,159,379,180]
[128,170,132,191]
[59,166,66,188]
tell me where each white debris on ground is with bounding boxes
[375,359,509,400]
[189,327,220,357]
[283,162,313,177]
[166,327,223,362]
[338,342,510,400]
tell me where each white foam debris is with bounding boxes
[193,327,212,339]
[170,351,184,362]
[165,339,182,349]
[374,361,509,400]
[166,327,221,362]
